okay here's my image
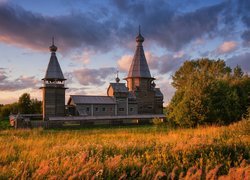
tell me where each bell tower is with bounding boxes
[125,27,157,114]
[40,39,67,120]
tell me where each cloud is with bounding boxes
[71,52,91,64]
[238,0,250,45]
[156,3,224,50]
[226,52,250,73]
[241,15,250,45]
[146,52,188,75]
[66,87,87,95]
[0,68,7,81]
[158,54,187,74]
[117,55,132,72]
[1,0,246,60]
[0,1,230,53]
[0,74,39,91]
[73,67,116,86]
[144,51,159,70]
[217,41,238,54]
[157,78,176,105]
[113,0,226,51]
[0,3,117,52]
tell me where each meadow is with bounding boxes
[0,119,249,179]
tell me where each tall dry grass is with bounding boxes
[0,120,249,179]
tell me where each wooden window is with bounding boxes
[130,108,133,112]
[86,107,90,111]
[102,107,106,111]
[119,108,124,111]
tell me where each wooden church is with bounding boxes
[41,30,164,120]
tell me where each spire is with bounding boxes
[115,70,120,83]
[49,37,58,52]
[43,39,65,81]
[127,27,151,78]
[136,25,144,45]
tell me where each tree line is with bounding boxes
[167,58,250,127]
[0,93,42,119]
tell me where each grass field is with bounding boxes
[0,119,249,179]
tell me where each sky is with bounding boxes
[0,0,250,105]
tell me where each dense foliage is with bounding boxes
[0,93,42,119]
[167,59,250,127]
[0,120,249,179]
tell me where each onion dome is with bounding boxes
[115,71,120,83]
[136,25,144,43]
[49,37,57,52]
[115,77,120,83]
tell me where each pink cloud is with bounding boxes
[117,55,133,72]
[71,51,93,64]
[217,41,237,54]
[0,35,47,52]
[0,69,39,91]
[73,67,116,86]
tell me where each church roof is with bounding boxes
[69,95,116,105]
[127,28,152,78]
[109,83,128,93]
[43,40,65,81]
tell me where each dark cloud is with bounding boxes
[226,52,250,73]
[0,68,7,81]
[148,53,188,74]
[0,3,117,52]
[0,74,39,91]
[241,16,250,45]
[1,0,249,57]
[239,0,250,45]
[112,0,226,50]
[153,3,224,50]
[0,1,232,53]
[158,55,187,74]
[73,67,116,86]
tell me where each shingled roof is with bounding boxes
[43,42,65,81]
[69,95,116,105]
[109,83,128,93]
[127,30,152,78]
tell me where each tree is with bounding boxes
[0,93,42,119]
[30,98,42,114]
[0,103,18,119]
[18,93,32,114]
[233,65,244,78]
[167,59,250,127]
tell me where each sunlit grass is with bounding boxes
[0,120,249,179]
